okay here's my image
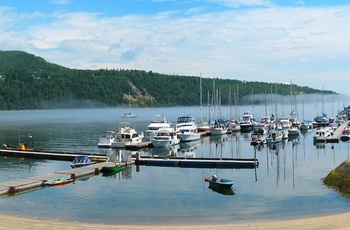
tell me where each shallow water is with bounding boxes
[0,104,350,224]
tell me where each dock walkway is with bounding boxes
[326,121,348,143]
[0,161,133,195]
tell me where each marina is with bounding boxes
[1,102,350,225]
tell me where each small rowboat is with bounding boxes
[44,177,74,187]
[100,165,123,176]
[205,175,235,189]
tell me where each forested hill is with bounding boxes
[0,50,335,110]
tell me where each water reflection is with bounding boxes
[208,184,235,196]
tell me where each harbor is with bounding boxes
[1,104,350,225]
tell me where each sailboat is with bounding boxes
[121,92,138,118]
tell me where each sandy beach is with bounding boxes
[1,212,350,230]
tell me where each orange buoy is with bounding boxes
[204,177,210,182]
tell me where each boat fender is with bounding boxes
[204,177,210,182]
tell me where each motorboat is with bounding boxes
[239,111,255,132]
[313,127,333,142]
[97,130,116,148]
[227,120,241,132]
[288,127,300,136]
[279,118,292,129]
[176,115,201,142]
[197,120,211,132]
[210,124,228,135]
[144,114,171,141]
[151,127,180,148]
[300,120,313,130]
[112,124,144,148]
[340,128,350,142]
[266,129,283,144]
[70,156,96,168]
[205,175,235,189]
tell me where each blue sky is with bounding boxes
[1,0,350,96]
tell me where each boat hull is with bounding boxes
[208,179,235,189]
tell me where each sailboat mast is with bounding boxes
[199,75,203,121]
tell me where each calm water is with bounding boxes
[1,99,350,224]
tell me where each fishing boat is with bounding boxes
[44,177,74,187]
[70,156,96,168]
[205,175,235,189]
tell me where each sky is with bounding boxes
[1,0,350,96]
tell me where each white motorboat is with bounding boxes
[151,127,180,148]
[239,111,255,132]
[227,120,241,132]
[266,129,283,144]
[288,127,300,136]
[176,115,201,142]
[112,124,144,148]
[210,124,228,135]
[97,130,116,148]
[144,114,171,141]
[313,127,333,142]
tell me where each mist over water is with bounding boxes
[0,102,350,224]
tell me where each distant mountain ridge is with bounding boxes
[0,50,335,110]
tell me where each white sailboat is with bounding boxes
[121,92,138,118]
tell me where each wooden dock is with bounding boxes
[0,161,133,195]
[0,149,108,161]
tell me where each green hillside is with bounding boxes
[0,50,334,110]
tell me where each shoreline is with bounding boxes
[1,212,350,230]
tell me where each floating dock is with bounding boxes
[325,121,347,143]
[0,161,132,195]
[135,154,258,169]
[0,149,108,161]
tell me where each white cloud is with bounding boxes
[207,0,273,8]
[1,4,350,94]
